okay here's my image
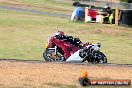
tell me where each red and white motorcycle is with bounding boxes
[43,31,107,63]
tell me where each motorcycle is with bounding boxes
[43,31,107,63]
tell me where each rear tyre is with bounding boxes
[90,51,107,64]
[98,52,107,63]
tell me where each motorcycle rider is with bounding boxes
[54,31,83,48]
[44,31,107,63]
[54,31,64,39]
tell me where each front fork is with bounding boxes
[47,46,57,55]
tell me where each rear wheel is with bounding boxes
[90,51,107,64]
[43,49,65,62]
[97,52,107,63]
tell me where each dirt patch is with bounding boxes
[0,0,19,4]
[0,61,132,88]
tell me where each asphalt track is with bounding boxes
[0,5,71,18]
[0,59,132,67]
[0,5,132,67]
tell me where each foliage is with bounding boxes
[120,0,132,3]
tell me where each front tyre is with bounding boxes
[43,49,65,62]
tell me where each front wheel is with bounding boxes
[43,49,65,62]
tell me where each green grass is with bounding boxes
[0,5,132,64]
[14,0,73,7]
[0,0,73,15]
[12,0,74,12]
[0,9,77,60]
